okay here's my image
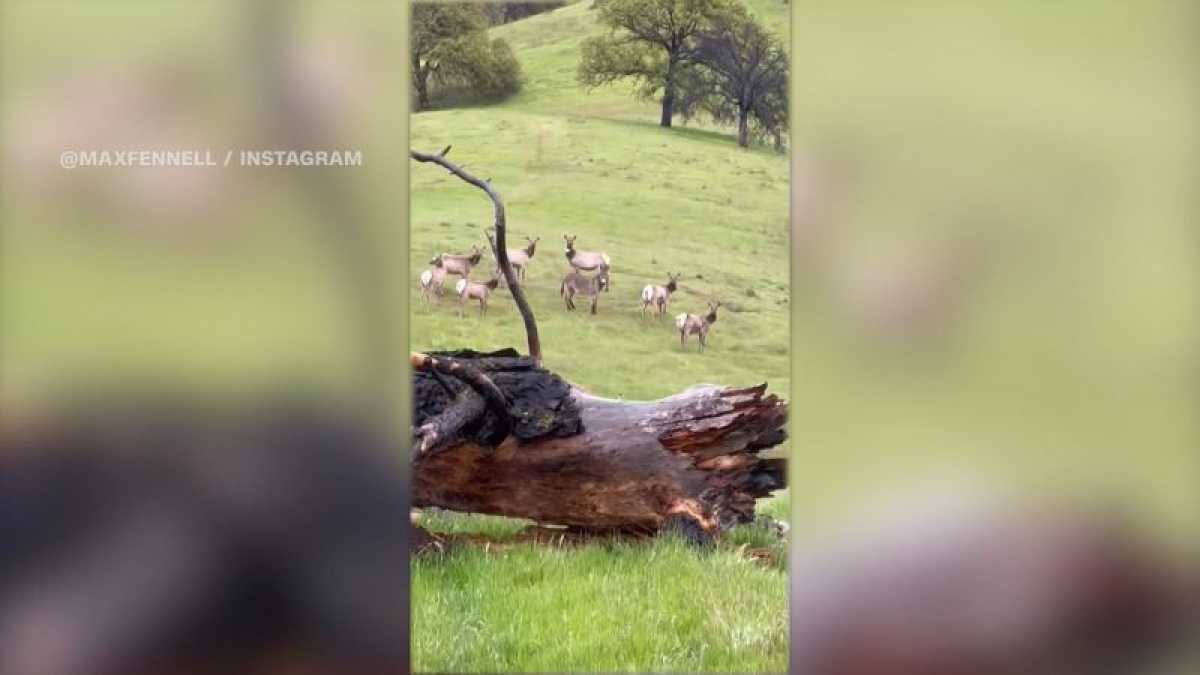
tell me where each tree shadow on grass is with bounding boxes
[601,117,787,157]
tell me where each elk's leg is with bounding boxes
[591,297,598,315]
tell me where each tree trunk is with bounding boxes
[737,109,751,147]
[414,64,431,111]
[414,374,787,539]
[660,59,677,128]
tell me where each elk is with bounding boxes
[641,272,681,320]
[560,265,610,314]
[419,255,447,303]
[563,235,611,282]
[437,244,483,278]
[496,235,539,284]
[676,301,720,351]
[456,275,501,317]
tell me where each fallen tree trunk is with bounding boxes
[413,350,787,539]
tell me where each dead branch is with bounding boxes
[410,147,542,365]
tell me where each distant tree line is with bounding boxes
[480,1,567,26]
[578,0,788,148]
[411,2,523,111]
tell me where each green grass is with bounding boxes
[410,2,791,672]
[414,500,788,674]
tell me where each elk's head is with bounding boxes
[563,234,576,252]
[429,253,444,267]
[666,272,681,292]
[526,235,540,254]
[597,264,611,292]
[706,301,721,322]
[467,244,483,265]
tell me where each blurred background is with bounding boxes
[1,2,410,673]
[2,0,406,407]
[789,0,1196,533]
[789,1,1197,672]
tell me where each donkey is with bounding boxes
[437,244,483,278]
[563,235,612,282]
[455,275,501,317]
[641,272,681,320]
[676,301,720,351]
[560,265,610,315]
[496,235,539,284]
[419,255,447,303]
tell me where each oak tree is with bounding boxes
[694,11,788,147]
[578,0,736,127]
[411,2,521,110]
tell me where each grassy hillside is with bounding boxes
[488,0,788,117]
[410,2,792,673]
[410,110,790,399]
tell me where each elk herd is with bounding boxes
[419,234,721,351]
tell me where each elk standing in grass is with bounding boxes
[641,272,681,320]
[419,255,447,304]
[497,235,539,285]
[456,275,501,317]
[560,265,610,314]
[563,235,611,285]
[438,244,483,279]
[676,301,721,351]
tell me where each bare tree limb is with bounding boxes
[414,388,487,455]
[410,148,543,365]
[410,352,511,456]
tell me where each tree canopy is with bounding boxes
[693,10,788,147]
[411,2,522,110]
[578,0,788,148]
[578,0,737,128]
